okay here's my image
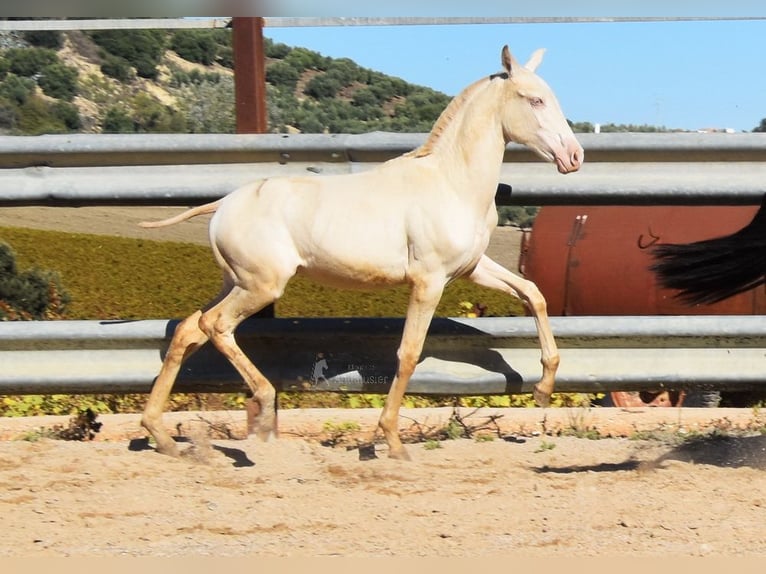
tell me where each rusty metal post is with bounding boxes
[231,16,274,432]
[232,16,268,134]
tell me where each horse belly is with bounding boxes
[297,248,408,289]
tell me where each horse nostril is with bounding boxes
[572,147,584,167]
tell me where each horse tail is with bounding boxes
[650,197,766,304]
[138,198,224,229]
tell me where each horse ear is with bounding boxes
[524,48,546,72]
[501,45,518,75]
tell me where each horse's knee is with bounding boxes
[522,281,548,316]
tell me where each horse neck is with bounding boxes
[426,80,508,191]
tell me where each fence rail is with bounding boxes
[2,133,766,206]
[1,316,764,396]
[1,132,765,397]
[4,17,765,32]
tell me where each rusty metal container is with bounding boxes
[519,205,766,317]
[519,205,766,407]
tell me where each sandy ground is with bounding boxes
[1,207,766,557]
[0,406,765,557]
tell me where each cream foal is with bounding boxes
[139,45,583,460]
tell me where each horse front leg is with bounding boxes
[468,255,559,406]
[378,279,444,460]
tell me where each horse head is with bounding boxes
[497,45,583,174]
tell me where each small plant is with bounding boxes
[474,434,495,443]
[534,440,556,453]
[443,417,464,440]
[19,427,58,442]
[321,420,362,447]
[423,439,442,450]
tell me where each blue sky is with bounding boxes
[264,18,766,132]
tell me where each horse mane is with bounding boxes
[405,75,500,158]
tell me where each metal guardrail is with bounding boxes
[1,316,764,396]
[2,132,766,206]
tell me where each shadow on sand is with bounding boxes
[532,434,766,474]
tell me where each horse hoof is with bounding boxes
[155,443,181,458]
[388,446,411,461]
[254,428,277,442]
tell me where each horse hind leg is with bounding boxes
[198,284,283,441]
[141,309,211,457]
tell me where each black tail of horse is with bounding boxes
[651,198,766,305]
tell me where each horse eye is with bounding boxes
[529,97,545,108]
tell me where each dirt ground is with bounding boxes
[1,207,765,557]
[0,406,764,558]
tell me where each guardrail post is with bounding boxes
[232,16,268,135]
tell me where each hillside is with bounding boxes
[0,27,452,136]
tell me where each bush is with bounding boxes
[0,242,70,320]
[129,92,187,133]
[38,62,78,101]
[102,106,133,133]
[351,86,379,108]
[170,30,218,65]
[497,206,539,228]
[0,74,35,105]
[0,96,18,131]
[16,95,80,135]
[216,44,234,68]
[264,38,291,59]
[4,47,58,77]
[52,101,81,130]
[284,47,330,72]
[175,75,235,133]
[266,60,300,91]
[21,30,63,49]
[89,29,167,79]
[325,57,363,85]
[305,74,341,100]
[100,54,132,82]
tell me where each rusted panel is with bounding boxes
[521,206,765,316]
